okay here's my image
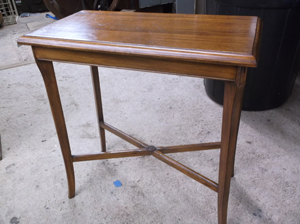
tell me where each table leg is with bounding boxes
[91,66,106,152]
[218,67,246,224]
[35,59,75,198]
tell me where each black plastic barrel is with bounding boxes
[204,0,300,111]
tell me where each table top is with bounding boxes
[18,11,261,67]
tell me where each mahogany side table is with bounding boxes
[18,11,261,224]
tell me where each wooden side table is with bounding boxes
[18,11,261,224]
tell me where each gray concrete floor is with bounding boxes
[1,12,300,224]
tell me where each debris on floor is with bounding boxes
[113,180,122,188]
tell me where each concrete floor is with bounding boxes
[1,12,300,224]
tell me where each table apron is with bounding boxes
[33,46,238,81]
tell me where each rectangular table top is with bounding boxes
[18,11,261,67]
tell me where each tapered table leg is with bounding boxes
[218,67,247,224]
[91,66,106,152]
[35,57,75,198]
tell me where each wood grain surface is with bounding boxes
[18,11,260,67]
